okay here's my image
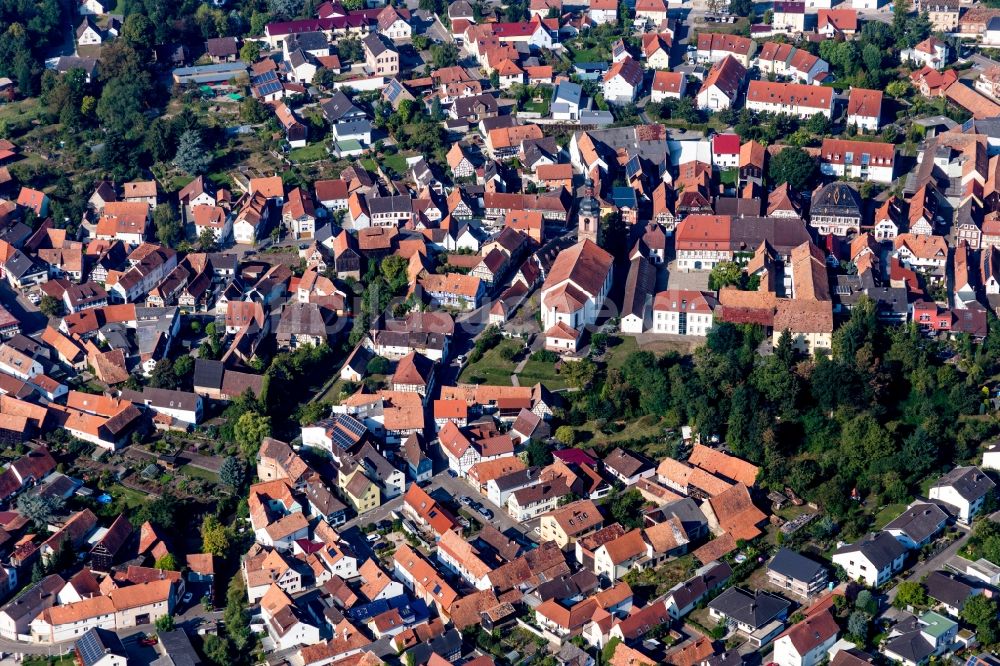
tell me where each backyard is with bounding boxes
[288,141,330,163]
[459,339,520,385]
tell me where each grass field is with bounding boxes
[288,142,330,163]
[872,503,907,530]
[459,339,520,385]
[605,336,640,371]
[180,464,221,483]
[574,413,668,449]
[111,484,149,509]
[516,358,569,390]
[571,46,607,64]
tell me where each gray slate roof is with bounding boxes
[708,587,790,629]
[767,548,826,582]
[932,466,996,502]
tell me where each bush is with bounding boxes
[531,350,559,363]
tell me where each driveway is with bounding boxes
[883,526,972,609]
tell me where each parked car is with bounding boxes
[459,496,472,506]
[366,533,382,542]
[139,635,158,647]
[374,541,391,550]
[478,507,494,519]
[182,592,193,604]
[447,469,458,478]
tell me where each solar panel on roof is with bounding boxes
[385,79,404,102]
[625,155,641,180]
[256,80,283,96]
[251,70,279,86]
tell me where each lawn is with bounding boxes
[571,46,607,64]
[574,413,669,451]
[24,655,75,666]
[516,358,569,390]
[459,339,521,385]
[288,142,330,163]
[180,464,221,483]
[522,100,550,115]
[872,503,907,530]
[110,484,149,509]
[604,335,639,371]
[720,169,737,186]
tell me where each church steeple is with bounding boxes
[578,178,600,245]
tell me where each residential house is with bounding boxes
[766,549,828,599]
[928,466,995,524]
[772,610,840,666]
[883,503,949,550]
[708,587,790,638]
[746,80,832,119]
[832,532,907,587]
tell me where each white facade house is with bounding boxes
[772,612,839,666]
[928,466,996,524]
[652,291,717,336]
[819,139,896,184]
[602,56,643,105]
[697,56,746,111]
[831,532,906,588]
[745,81,832,119]
[982,443,1000,472]
[902,37,949,70]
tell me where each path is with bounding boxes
[884,526,972,608]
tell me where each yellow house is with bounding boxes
[539,499,604,549]
[339,465,381,514]
[772,300,833,356]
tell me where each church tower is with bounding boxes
[577,178,601,245]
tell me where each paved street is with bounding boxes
[883,526,972,610]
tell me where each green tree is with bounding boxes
[201,515,231,557]
[554,426,575,446]
[338,37,363,63]
[120,14,154,53]
[240,97,270,124]
[270,0,304,18]
[526,439,553,467]
[17,493,64,529]
[153,204,183,248]
[240,40,261,63]
[148,359,179,390]
[894,581,928,609]
[609,488,645,529]
[847,610,868,642]
[173,130,211,175]
[855,589,878,615]
[220,456,246,489]
[430,42,458,68]
[709,261,742,290]
[39,295,62,318]
[202,635,232,666]
[154,553,178,571]
[962,594,1000,645]
[601,637,622,664]
[768,146,816,190]
[224,575,252,649]
[173,355,194,384]
[155,613,175,633]
[234,412,272,459]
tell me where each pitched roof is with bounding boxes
[688,444,758,486]
[747,80,832,109]
[777,609,839,655]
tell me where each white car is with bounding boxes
[26,292,40,304]
[366,533,382,542]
